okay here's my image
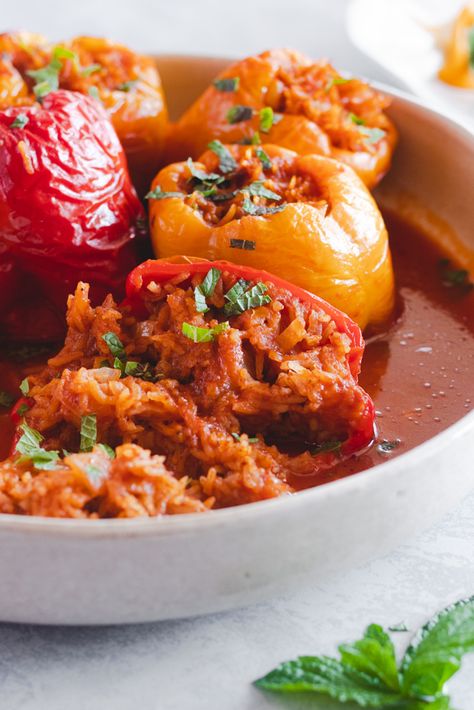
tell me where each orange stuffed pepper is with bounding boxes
[166,49,397,189]
[148,142,394,330]
[0,32,168,195]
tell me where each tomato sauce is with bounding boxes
[1,210,473,487]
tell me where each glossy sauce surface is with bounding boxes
[1,210,473,486]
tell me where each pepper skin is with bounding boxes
[125,256,376,461]
[0,90,145,342]
[148,144,395,330]
[0,32,168,195]
[166,48,397,189]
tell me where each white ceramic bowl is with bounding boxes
[0,56,473,625]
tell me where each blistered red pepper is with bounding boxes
[0,89,145,342]
[125,257,375,460]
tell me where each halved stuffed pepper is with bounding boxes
[148,142,395,329]
[167,48,397,188]
[0,32,168,194]
[0,259,375,517]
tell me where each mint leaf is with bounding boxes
[200,267,221,297]
[255,147,272,170]
[10,114,29,129]
[226,105,253,123]
[181,322,229,343]
[15,422,59,470]
[243,181,281,201]
[207,139,237,173]
[339,624,400,691]
[145,186,183,200]
[401,595,474,700]
[102,332,126,360]
[255,655,404,707]
[79,414,97,452]
[224,281,271,316]
[19,377,29,395]
[213,77,239,92]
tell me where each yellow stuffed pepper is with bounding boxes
[148,142,394,329]
[166,48,397,189]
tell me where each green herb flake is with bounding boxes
[10,114,29,129]
[102,332,126,360]
[349,112,366,125]
[207,139,237,173]
[88,86,100,100]
[145,186,183,200]
[439,258,473,291]
[194,286,209,313]
[388,622,409,633]
[359,126,386,144]
[255,147,272,170]
[231,432,258,443]
[325,76,351,91]
[241,198,286,216]
[79,414,97,453]
[117,80,137,92]
[200,267,221,297]
[310,439,343,456]
[259,106,274,133]
[86,465,104,486]
[229,237,256,249]
[226,105,253,124]
[26,46,72,99]
[243,181,281,201]
[19,378,29,396]
[0,391,14,408]
[181,321,229,343]
[97,443,115,459]
[81,63,101,77]
[224,281,271,316]
[213,76,239,92]
[15,422,59,470]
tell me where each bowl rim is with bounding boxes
[1,69,473,536]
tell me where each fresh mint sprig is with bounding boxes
[255,596,474,708]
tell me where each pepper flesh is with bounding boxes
[0,89,144,342]
[0,32,168,195]
[148,144,395,330]
[166,48,397,189]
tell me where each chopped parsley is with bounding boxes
[224,281,271,316]
[102,332,126,359]
[181,321,229,343]
[97,443,115,459]
[243,181,281,201]
[81,63,101,77]
[255,147,272,170]
[79,414,97,452]
[10,114,29,129]
[226,105,253,124]
[241,199,285,216]
[229,237,256,249]
[232,432,258,443]
[213,77,239,92]
[26,46,75,99]
[15,422,59,470]
[310,439,343,456]
[240,132,261,145]
[207,139,237,173]
[102,332,160,382]
[117,80,137,92]
[194,267,221,312]
[145,186,183,200]
[325,76,351,91]
[348,112,365,125]
[19,378,29,395]
[0,391,14,408]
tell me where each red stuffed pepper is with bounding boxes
[0,89,144,342]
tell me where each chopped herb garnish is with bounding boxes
[226,105,253,124]
[349,112,365,125]
[388,622,409,632]
[239,131,261,145]
[231,432,258,443]
[200,267,221,297]
[255,147,272,170]
[97,443,116,459]
[207,139,237,173]
[229,237,257,249]
[52,46,77,61]
[213,77,239,92]
[80,414,97,452]
[19,378,29,396]
[243,181,281,201]
[117,80,137,92]
[377,439,401,454]
[194,286,209,313]
[310,439,343,456]
[259,106,275,133]
[145,186,183,200]
[241,198,285,216]
[17,402,30,416]
[15,422,59,470]
[325,76,351,91]
[207,189,238,202]
[181,321,229,343]
[86,465,104,486]
[102,332,126,360]
[186,159,226,193]
[26,46,74,99]
[10,114,29,129]
[88,86,100,100]
[439,258,473,291]
[224,281,271,316]
[0,391,14,408]
[358,126,386,144]
[81,63,101,77]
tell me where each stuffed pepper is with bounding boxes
[0,258,375,518]
[0,32,168,194]
[148,142,395,329]
[0,90,144,342]
[166,48,397,188]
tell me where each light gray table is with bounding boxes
[0,1,472,707]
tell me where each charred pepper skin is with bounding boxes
[0,90,144,342]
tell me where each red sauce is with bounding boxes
[1,210,474,486]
